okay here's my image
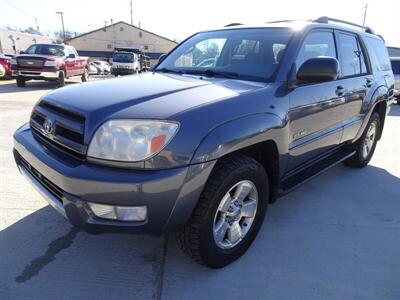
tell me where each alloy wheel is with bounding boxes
[213,180,258,249]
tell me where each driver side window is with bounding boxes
[174,38,226,67]
[296,31,337,70]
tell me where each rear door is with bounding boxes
[70,47,85,75]
[334,31,370,142]
[287,30,346,171]
[64,46,76,76]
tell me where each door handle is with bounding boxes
[366,78,374,88]
[335,86,345,96]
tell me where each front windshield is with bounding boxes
[156,28,293,82]
[113,52,134,63]
[25,44,65,56]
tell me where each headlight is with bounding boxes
[10,58,17,65]
[88,120,179,162]
[44,60,57,67]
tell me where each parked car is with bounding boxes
[390,57,400,102]
[92,61,111,74]
[0,54,12,78]
[13,17,394,268]
[10,44,90,87]
[0,64,5,78]
[89,62,100,75]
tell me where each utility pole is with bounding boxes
[130,0,133,25]
[35,18,39,31]
[56,12,66,43]
[362,3,368,26]
[111,18,115,49]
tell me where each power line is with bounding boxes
[0,0,58,29]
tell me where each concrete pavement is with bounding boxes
[1,78,399,299]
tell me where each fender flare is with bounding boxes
[191,113,288,168]
[352,85,388,142]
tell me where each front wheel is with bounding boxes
[81,68,89,82]
[16,76,26,87]
[176,154,269,268]
[57,70,66,87]
[344,112,381,168]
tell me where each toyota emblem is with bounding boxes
[43,119,54,134]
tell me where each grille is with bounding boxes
[17,58,44,68]
[16,151,64,202]
[30,100,86,159]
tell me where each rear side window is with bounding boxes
[296,31,337,70]
[364,37,391,72]
[337,33,367,77]
[391,60,400,74]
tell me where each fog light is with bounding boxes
[88,203,147,222]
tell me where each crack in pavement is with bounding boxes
[15,227,80,283]
[154,234,169,300]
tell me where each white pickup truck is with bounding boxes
[111,48,150,76]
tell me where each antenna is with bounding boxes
[362,3,368,26]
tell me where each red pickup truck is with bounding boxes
[11,44,89,87]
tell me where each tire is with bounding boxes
[176,154,269,268]
[16,77,26,87]
[81,68,89,82]
[57,71,66,87]
[344,112,381,168]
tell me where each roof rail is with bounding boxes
[313,16,375,34]
[224,23,243,27]
[265,20,299,24]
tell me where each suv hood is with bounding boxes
[42,72,267,128]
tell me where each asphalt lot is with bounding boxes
[0,77,399,300]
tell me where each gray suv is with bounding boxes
[13,17,395,268]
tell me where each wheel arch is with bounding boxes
[191,113,287,202]
[353,85,388,142]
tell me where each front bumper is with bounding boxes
[12,69,59,79]
[14,124,215,235]
[111,68,135,75]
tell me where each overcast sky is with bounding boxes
[0,0,399,46]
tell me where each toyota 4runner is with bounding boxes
[13,17,395,268]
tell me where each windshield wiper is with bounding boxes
[154,68,185,75]
[184,69,239,79]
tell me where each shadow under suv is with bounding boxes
[13,17,395,268]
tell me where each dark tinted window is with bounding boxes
[364,37,391,72]
[296,31,337,70]
[391,60,400,74]
[338,33,367,77]
[25,44,65,57]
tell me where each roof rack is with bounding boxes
[224,23,243,27]
[313,16,375,34]
[265,20,299,24]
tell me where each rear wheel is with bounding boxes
[16,76,26,87]
[344,112,380,168]
[176,154,269,268]
[57,70,66,87]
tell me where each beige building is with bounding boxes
[0,28,52,54]
[67,21,178,65]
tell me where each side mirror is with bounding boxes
[297,57,339,83]
[68,53,76,59]
[19,50,25,54]
[158,54,167,63]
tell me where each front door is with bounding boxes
[287,30,346,171]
